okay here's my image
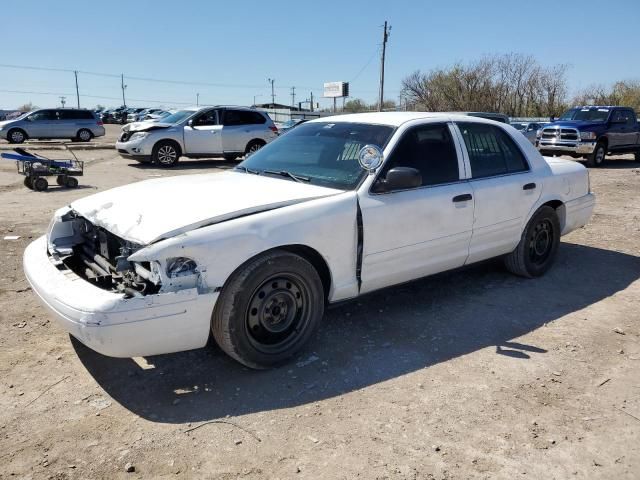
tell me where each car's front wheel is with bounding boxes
[152,140,180,167]
[586,142,606,167]
[212,250,325,369]
[7,128,27,144]
[504,206,561,278]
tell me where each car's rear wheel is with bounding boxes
[65,176,78,188]
[586,142,606,167]
[152,140,180,167]
[504,206,560,278]
[24,177,33,189]
[634,151,640,163]
[223,154,239,162]
[7,128,26,144]
[212,250,325,369]
[245,139,265,157]
[76,129,92,142]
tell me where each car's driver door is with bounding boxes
[358,122,474,294]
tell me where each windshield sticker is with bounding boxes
[598,109,609,112]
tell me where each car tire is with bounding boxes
[65,177,78,188]
[211,250,325,369]
[586,142,606,167]
[33,177,48,192]
[504,206,561,278]
[223,154,239,162]
[245,139,265,156]
[76,129,92,142]
[635,151,640,163]
[7,128,27,144]
[152,140,180,167]
[24,177,33,189]
[56,175,66,186]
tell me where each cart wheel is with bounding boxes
[33,177,48,191]
[65,177,79,188]
[56,175,66,186]
[24,177,33,189]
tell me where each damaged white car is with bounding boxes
[24,113,595,368]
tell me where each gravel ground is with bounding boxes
[0,149,638,479]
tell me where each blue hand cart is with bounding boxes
[1,147,84,191]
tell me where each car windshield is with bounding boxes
[238,122,395,190]
[559,108,610,122]
[158,110,195,124]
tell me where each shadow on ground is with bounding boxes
[73,242,640,423]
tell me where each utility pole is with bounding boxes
[74,70,80,108]
[268,78,275,106]
[378,21,390,112]
[290,86,296,108]
[59,96,66,108]
[196,93,200,106]
[310,92,314,112]
[121,74,127,107]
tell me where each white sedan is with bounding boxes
[24,113,595,368]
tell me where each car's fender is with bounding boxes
[129,191,360,302]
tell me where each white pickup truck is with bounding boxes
[25,113,595,368]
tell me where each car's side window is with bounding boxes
[223,110,244,126]
[457,122,529,179]
[193,110,218,126]
[375,123,460,191]
[240,111,266,125]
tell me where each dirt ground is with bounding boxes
[0,140,638,479]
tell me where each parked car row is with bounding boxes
[99,107,172,125]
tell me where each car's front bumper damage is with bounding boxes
[24,236,217,357]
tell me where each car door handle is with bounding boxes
[452,193,472,203]
[523,183,536,190]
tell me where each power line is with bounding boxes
[0,89,194,106]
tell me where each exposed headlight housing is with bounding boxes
[580,131,596,140]
[129,132,149,141]
[166,257,198,278]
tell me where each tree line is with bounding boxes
[344,53,640,117]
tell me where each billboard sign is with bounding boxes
[324,81,349,98]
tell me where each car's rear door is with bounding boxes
[358,122,475,293]
[221,109,252,153]
[183,109,222,154]
[453,121,541,264]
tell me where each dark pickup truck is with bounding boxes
[537,106,640,167]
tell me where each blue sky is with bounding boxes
[1,0,639,110]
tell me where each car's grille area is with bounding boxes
[541,127,580,141]
[61,217,159,297]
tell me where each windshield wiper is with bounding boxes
[263,169,311,183]
[234,165,260,175]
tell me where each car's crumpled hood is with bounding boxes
[70,171,343,245]
[123,121,173,133]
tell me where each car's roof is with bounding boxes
[308,111,509,127]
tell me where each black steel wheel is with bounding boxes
[24,177,33,189]
[33,177,48,192]
[504,206,560,278]
[56,175,66,186]
[212,250,325,369]
[65,176,79,188]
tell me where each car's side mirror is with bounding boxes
[188,119,194,127]
[380,167,422,191]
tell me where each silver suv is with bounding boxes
[0,109,105,143]
[115,106,278,166]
